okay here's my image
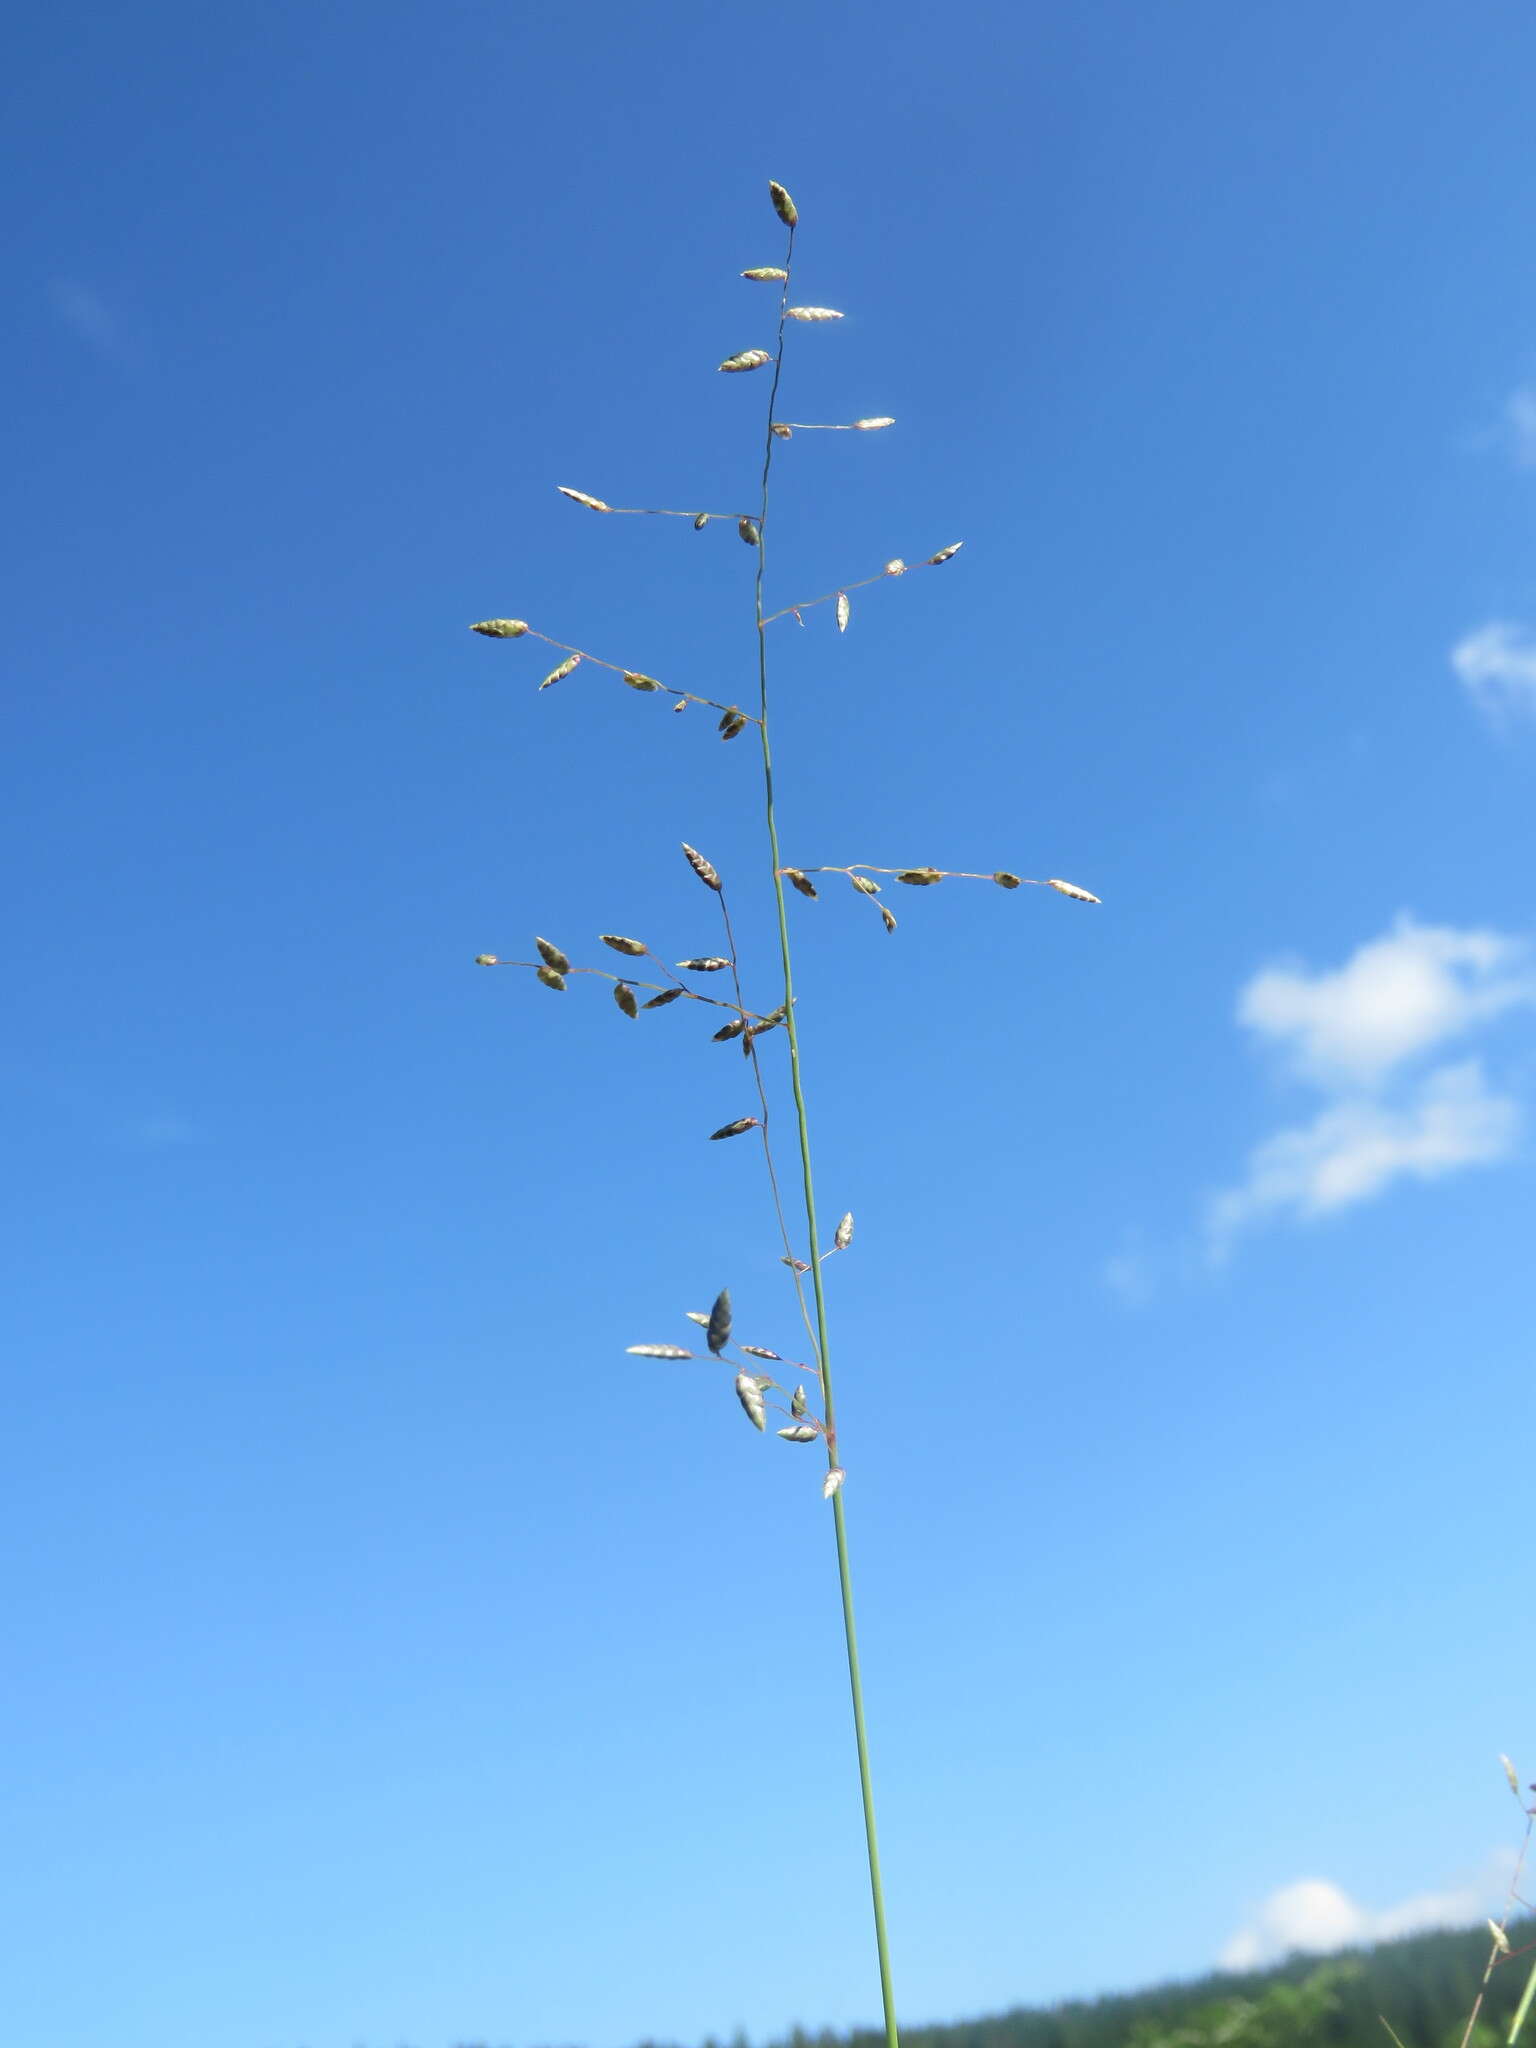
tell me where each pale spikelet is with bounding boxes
[613,982,639,1019]
[539,655,580,690]
[1047,878,1101,903]
[535,938,571,973]
[734,1372,767,1431]
[836,591,850,633]
[693,512,710,530]
[834,1212,854,1250]
[790,1385,808,1418]
[742,266,789,281]
[474,953,498,965]
[706,1286,733,1356]
[536,965,566,991]
[1490,1922,1513,1955]
[678,956,729,972]
[823,1467,846,1499]
[713,1017,747,1042]
[623,670,664,691]
[709,1117,759,1140]
[768,180,798,226]
[784,869,818,898]
[626,1344,695,1359]
[470,618,528,638]
[883,559,906,576]
[600,934,648,956]
[849,874,881,897]
[926,542,964,565]
[771,422,792,439]
[740,1343,782,1361]
[1501,1754,1521,1796]
[879,905,897,934]
[778,1425,819,1442]
[557,487,610,513]
[642,987,684,1009]
[673,698,687,712]
[719,348,772,373]
[781,1255,811,1274]
[897,867,942,886]
[685,1310,711,1328]
[681,842,722,891]
[853,416,896,430]
[993,871,1022,889]
[785,306,843,322]
[739,516,761,545]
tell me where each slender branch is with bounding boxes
[752,208,902,2048]
[760,547,962,631]
[522,627,762,723]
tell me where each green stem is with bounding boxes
[753,215,901,2048]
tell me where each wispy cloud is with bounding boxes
[1218,1874,1491,1971]
[1504,385,1536,469]
[1209,918,1533,1251]
[1451,621,1536,726]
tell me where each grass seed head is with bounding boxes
[539,655,581,690]
[834,1212,854,1250]
[879,905,897,933]
[853,416,895,430]
[1047,878,1101,903]
[785,306,843,322]
[883,559,906,576]
[642,988,684,1009]
[1501,1755,1521,1797]
[926,542,964,564]
[613,982,639,1019]
[470,618,528,637]
[681,842,723,891]
[678,956,729,972]
[740,1343,782,1361]
[474,954,498,966]
[536,937,572,973]
[784,869,818,897]
[709,1117,759,1140]
[719,711,748,740]
[778,1425,819,1442]
[738,516,761,545]
[741,266,789,281]
[734,1372,767,1430]
[693,512,710,530]
[713,1018,747,1042]
[897,867,942,886]
[768,180,798,226]
[623,671,664,691]
[823,1467,846,1500]
[850,874,881,897]
[719,348,773,373]
[536,965,567,992]
[790,1385,808,1418]
[626,1344,695,1359]
[707,1287,733,1355]
[993,871,1022,889]
[836,591,850,633]
[557,487,610,512]
[601,934,649,956]
[771,422,793,439]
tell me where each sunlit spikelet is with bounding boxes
[785,306,843,322]
[536,965,566,992]
[709,1117,760,1140]
[734,1373,767,1431]
[778,1425,819,1442]
[742,266,789,281]
[823,1467,846,1499]
[993,871,1022,889]
[879,906,897,933]
[884,559,906,576]
[853,417,895,430]
[557,487,611,512]
[536,937,572,973]
[783,869,818,898]
[626,1344,695,1359]
[539,655,580,690]
[926,542,964,565]
[470,619,528,637]
[771,423,793,439]
[768,181,798,226]
[836,591,850,633]
[834,1213,854,1250]
[1047,878,1101,903]
[897,868,942,886]
[719,348,773,373]
[681,842,723,892]
[739,517,761,545]
[677,956,730,972]
[613,982,639,1019]
[623,671,664,691]
[601,935,649,956]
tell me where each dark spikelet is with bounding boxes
[677,956,730,972]
[771,423,792,440]
[719,713,748,741]
[536,937,572,973]
[897,868,943,886]
[600,935,649,956]
[536,965,567,992]
[738,517,761,546]
[740,1344,782,1361]
[790,1385,808,1418]
[681,843,723,891]
[768,180,798,226]
[880,906,898,934]
[709,1117,759,1141]
[693,512,710,530]
[783,869,818,898]
[993,871,1023,889]
[642,988,684,1009]
[926,542,964,565]
[713,1018,747,1042]
[706,1288,733,1356]
[613,982,639,1019]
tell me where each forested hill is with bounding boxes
[609,1917,1534,2048]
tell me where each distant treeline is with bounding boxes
[498,1914,1531,2048]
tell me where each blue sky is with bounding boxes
[5,5,1534,2047]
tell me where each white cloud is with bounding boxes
[1452,621,1536,725]
[1505,385,1536,468]
[1209,919,1532,1250]
[1238,918,1534,1087]
[1218,1876,1488,1971]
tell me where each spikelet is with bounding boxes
[677,956,730,972]
[783,869,818,898]
[685,1310,710,1328]
[897,868,942,886]
[470,619,528,638]
[1501,1755,1521,1797]
[536,965,566,992]
[536,938,572,973]
[771,423,792,440]
[993,871,1022,889]
[681,842,723,891]
[601,935,649,956]
[823,1467,846,1500]
[739,517,761,546]
[642,988,684,1009]
[778,1425,819,1442]
[781,1255,811,1274]
[626,1344,695,1359]
[1489,1922,1512,1955]
[849,874,881,897]
[734,1373,767,1431]
[853,417,895,430]
[719,710,748,740]
[539,655,580,690]
[474,954,498,965]
[719,349,772,373]
[706,1287,733,1356]
[768,181,798,226]
[834,1212,854,1250]
[742,266,789,281]
[883,559,906,576]
[879,905,897,934]
[709,1117,759,1140]
[836,591,850,633]
[1047,878,1101,904]
[790,1385,808,1418]
[926,542,964,565]
[623,671,664,691]
[713,1018,747,1042]
[693,512,710,530]
[557,487,610,512]
[785,306,843,322]
[613,982,639,1019]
